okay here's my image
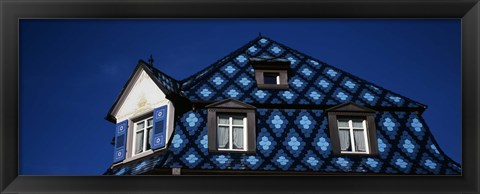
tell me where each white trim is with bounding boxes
[217,114,247,151]
[132,116,153,157]
[362,120,370,153]
[339,118,370,154]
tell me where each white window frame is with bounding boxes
[217,114,248,151]
[337,118,370,154]
[132,116,153,156]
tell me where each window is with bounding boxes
[251,57,289,89]
[206,99,256,153]
[263,72,280,85]
[326,102,378,155]
[133,117,153,155]
[217,114,247,151]
[337,118,369,154]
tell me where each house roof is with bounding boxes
[107,35,428,123]
[105,36,460,175]
[179,36,427,112]
[146,61,182,95]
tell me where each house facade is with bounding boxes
[104,36,461,175]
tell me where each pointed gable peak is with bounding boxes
[206,98,256,109]
[326,102,375,113]
[180,36,425,111]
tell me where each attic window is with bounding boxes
[263,72,280,84]
[251,57,289,89]
[217,114,247,151]
[337,117,369,153]
[326,102,379,156]
[206,99,256,153]
[133,116,153,155]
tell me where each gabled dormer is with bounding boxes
[206,99,257,153]
[251,56,290,89]
[326,102,379,156]
[106,61,177,165]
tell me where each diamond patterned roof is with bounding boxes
[180,36,426,110]
[148,65,182,95]
[104,36,459,175]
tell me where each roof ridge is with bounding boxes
[140,59,180,83]
[179,36,263,89]
[263,37,427,109]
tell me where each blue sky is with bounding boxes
[19,19,461,175]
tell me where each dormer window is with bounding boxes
[326,102,379,156]
[206,99,256,153]
[217,114,247,151]
[133,116,153,155]
[251,57,289,89]
[263,72,280,85]
[336,117,369,154]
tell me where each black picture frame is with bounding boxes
[1,0,478,193]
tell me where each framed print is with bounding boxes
[1,0,479,193]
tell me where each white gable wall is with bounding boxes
[112,68,175,163]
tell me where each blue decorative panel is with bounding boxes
[113,120,128,163]
[152,105,167,150]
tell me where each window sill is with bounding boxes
[209,149,256,154]
[334,152,378,157]
[257,84,289,89]
[111,147,166,168]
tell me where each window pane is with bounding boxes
[136,122,145,130]
[147,118,153,127]
[217,126,229,148]
[135,131,144,154]
[232,117,244,125]
[146,127,152,150]
[233,127,244,149]
[352,120,364,128]
[354,129,366,152]
[218,116,229,125]
[338,129,351,151]
[264,73,279,84]
[337,120,349,128]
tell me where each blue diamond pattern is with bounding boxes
[270,46,282,54]
[211,75,224,86]
[172,134,183,148]
[248,46,258,53]
[238,77,252,87]
[257,127,277,156]
[181,148,202,168]
[185,113,198,127]
[277,90,296,103]
[398,132,419,159]
[273,150,293,170]
[411,118,423,132]
[246,156,260,166]
[283,129,305,157]
[200,88,212,98]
